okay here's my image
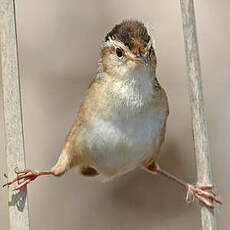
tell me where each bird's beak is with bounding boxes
[127,54,149,65]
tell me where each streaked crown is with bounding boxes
[105,20,151,56]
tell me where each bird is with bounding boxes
[3,19,221,208]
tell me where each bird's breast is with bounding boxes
[80,70,168,179]
[84,104,166,179]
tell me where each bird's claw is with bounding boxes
[187,184,222,208]
[3,169,39,191]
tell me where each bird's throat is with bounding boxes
[105,68,154,114]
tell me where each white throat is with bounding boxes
[106,67,154,114]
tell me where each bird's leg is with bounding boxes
[3,169,55,191]
[145,163,222,208]
[3,148,75,191]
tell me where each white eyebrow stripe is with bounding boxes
[104,33,154,52]
[102,38,136,57]
[103,37,125,49]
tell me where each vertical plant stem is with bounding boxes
[180,0,216,230]
[0,0,30,229]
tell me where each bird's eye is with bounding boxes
[116,48,123,57]
[145,35,150,44]
[149,45,154,57]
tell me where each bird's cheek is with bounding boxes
[116,64,129,76]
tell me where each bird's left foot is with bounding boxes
[3,169,55,191]
[186,184,222,208]
[152,164,222,209]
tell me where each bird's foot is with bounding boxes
[3,169,55,191]
[152,164,222,209]
[186,184,222,208]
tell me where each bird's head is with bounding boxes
[99,20,156,78]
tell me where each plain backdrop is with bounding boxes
[0,1,229,229]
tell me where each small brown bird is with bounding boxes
[4,20,221,208]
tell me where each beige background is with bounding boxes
[1,0,229,229]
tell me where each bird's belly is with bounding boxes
[85,108,165,178]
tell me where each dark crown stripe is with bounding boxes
[105,20,150,51]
